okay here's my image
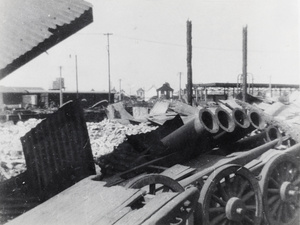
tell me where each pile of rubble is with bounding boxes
[0,119,42,181]
[0,118,157,181]
[87,119,157,158]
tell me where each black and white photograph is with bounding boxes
[0,0,300,224]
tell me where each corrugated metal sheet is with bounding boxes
[0,0,93,79]
[20,100,95,197]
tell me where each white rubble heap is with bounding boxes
[0,119,42,181]
[87,119,157,158]
[0,118,157,181]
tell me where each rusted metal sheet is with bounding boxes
[21,100,95,198]
[0,0,93,79]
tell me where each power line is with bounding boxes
[79,32,298,53]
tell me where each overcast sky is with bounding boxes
[0,0,299,94]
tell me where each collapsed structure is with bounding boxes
[1,94,299,224]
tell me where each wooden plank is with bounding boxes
[160,164,196,181]
[115,192,178,225]
[6,176,145,225]
[93,188,146,224]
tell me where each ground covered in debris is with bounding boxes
[0,118,158,181]
[1,92,300,181]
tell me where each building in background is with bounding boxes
[136,88,145,100]
[52,78,65,90]
[157,82,174,99]
[0,86,113,110]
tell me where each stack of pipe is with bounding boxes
[212,108,267,149]
[160,105,281,159]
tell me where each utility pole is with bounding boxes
[119,79,122,101]
[75,54,79,99]
[269,75,272,97]
[242,26,248,102]
[59,66,63,107]
[179,72,182,100]
[187,20,193,106]
[104,33,113,103]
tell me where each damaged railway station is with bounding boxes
[1,0,300,225]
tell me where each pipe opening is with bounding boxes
[216,110,235,132]
[266,126,282,147]
[233,109,250,128]
[266,126,282,145]
[199,109,219,133]
[249,111,266,129]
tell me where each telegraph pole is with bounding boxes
[179,72,182,100]
[242,26,248,102]
[269,75,272,97]
[187,20,193,106]
[119,79,122,101]
[104,33,113,103]
[75,54,79,98]
[59,66,63,107]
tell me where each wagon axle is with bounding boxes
[280,182,300,202]
[225,197,246,222]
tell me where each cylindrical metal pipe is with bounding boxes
[227,125,282,152]
[282,142,300,158]
[215,107,235,133]
[213,108,251,146]
[161,109,219,158]
[232,108,250,129]
[248,109,266,130]
[198,108,219,134]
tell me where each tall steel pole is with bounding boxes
[59,66,63,107]
[242,26,248,102]
[104,33,113,103]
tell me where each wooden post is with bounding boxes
[119,79,122,101]
[187,20,193,106]
[179,72,182,100]
[104,33,113,103]
[75,55,79,99]
[242,26,248,102]
[59,66,63,107]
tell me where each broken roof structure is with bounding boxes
[0,0,93,80]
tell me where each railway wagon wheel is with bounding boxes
[259,154,300,225]
[125,174,185,194]
[199,164,263,225]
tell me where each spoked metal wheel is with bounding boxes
[125,174,185,194]
[259,154,300,225]
[199,164,263,225]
